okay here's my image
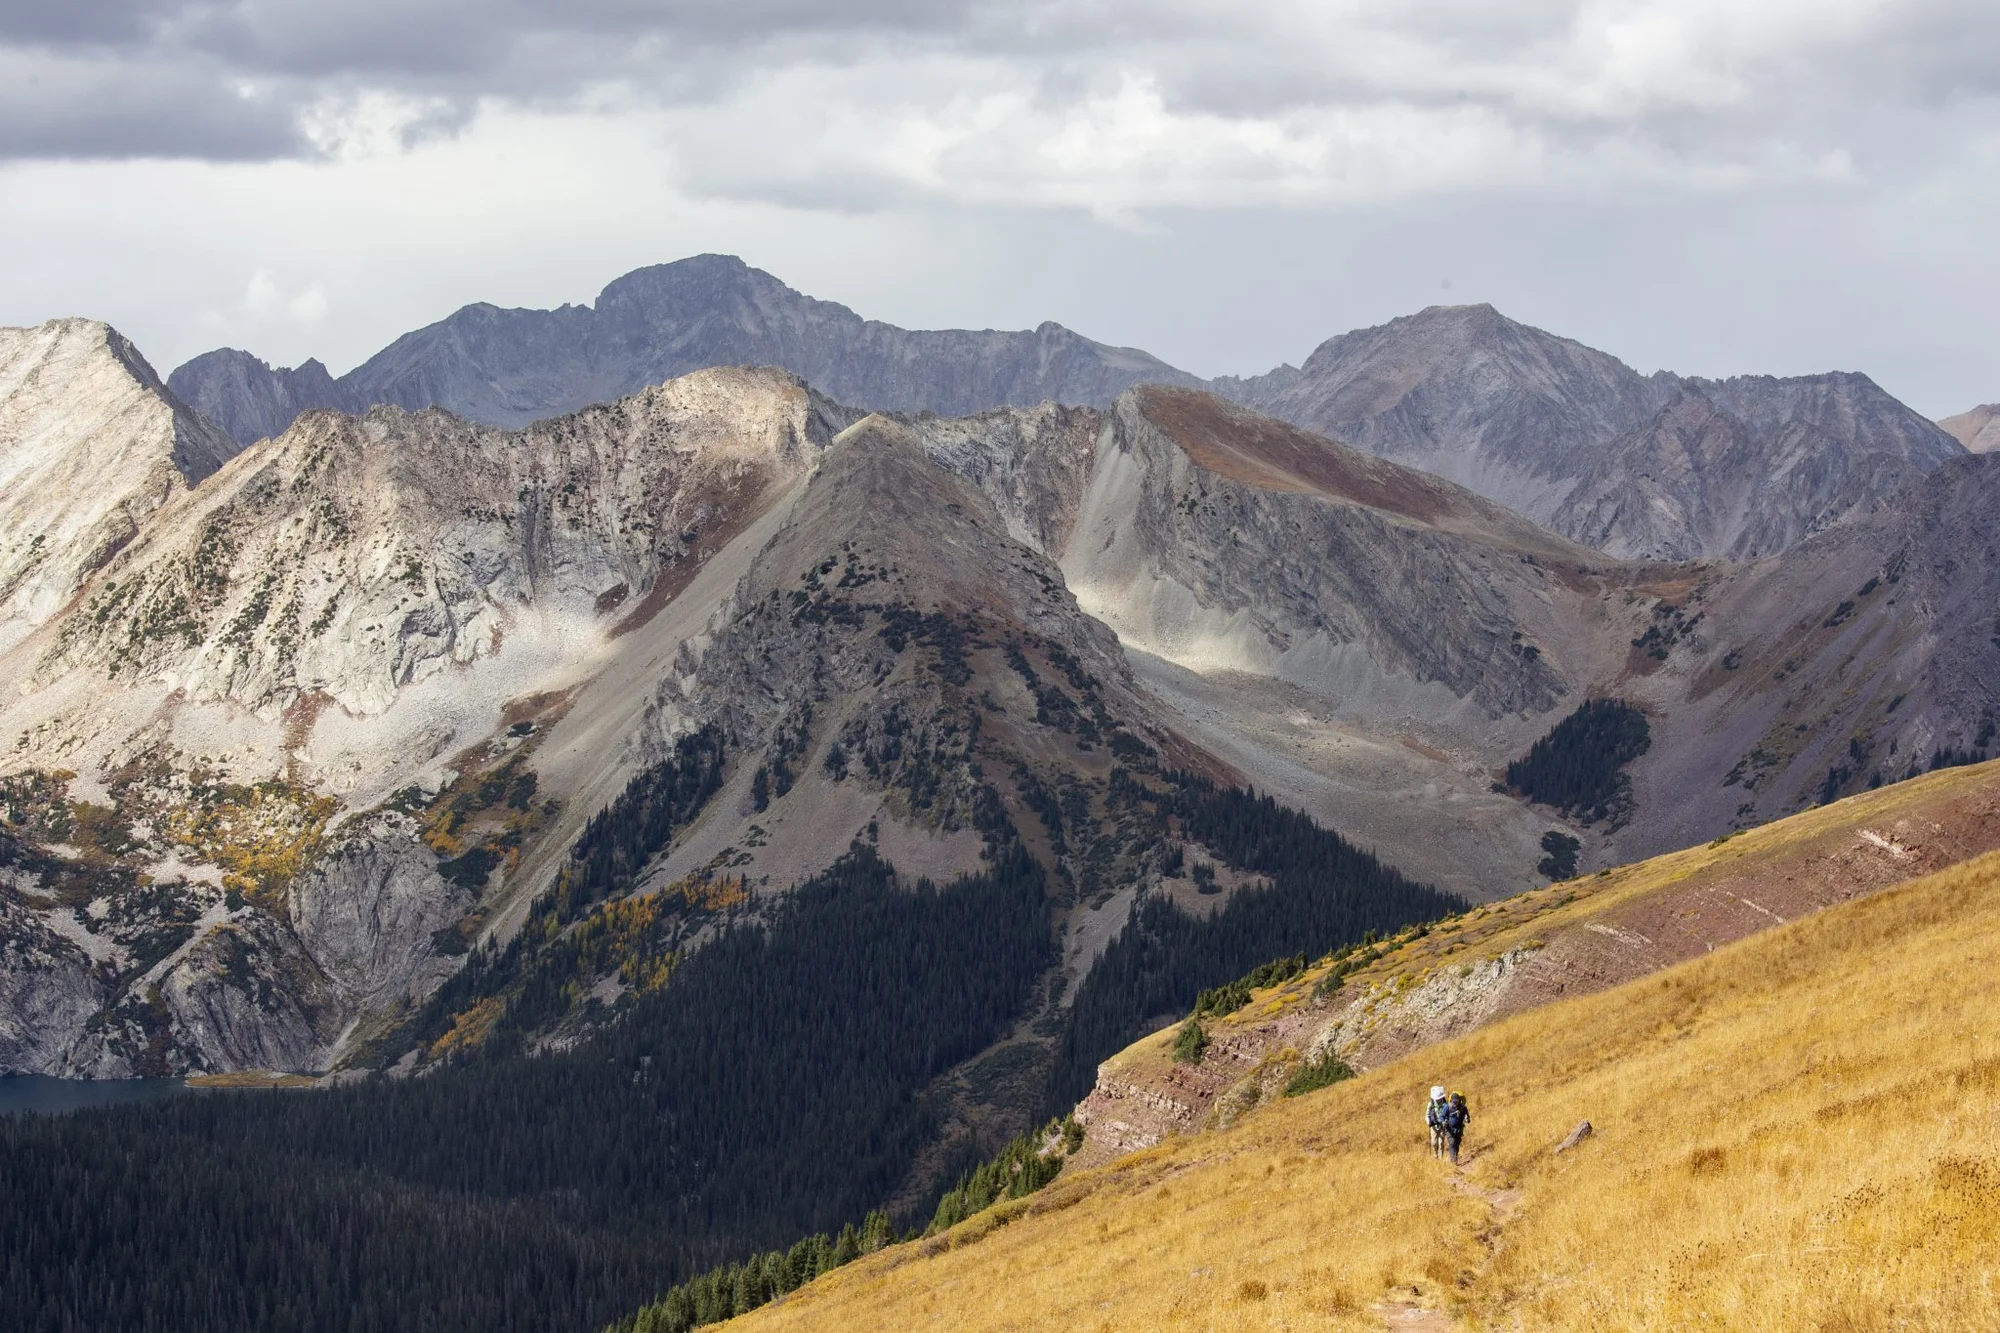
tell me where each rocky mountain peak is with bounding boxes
[739,410,1122,688]
[0,318,240,655]
[174,256,1200,446]
[169,346,363,448]
[1940,403,2000,453]
[1216,303,1964,560]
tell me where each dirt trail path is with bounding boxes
[1373,1300,1455,1331]
[1373,1161,1521,1331]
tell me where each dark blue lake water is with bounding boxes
[0,1075,196,1116]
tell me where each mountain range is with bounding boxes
[6,302,1997,1085]
[168,254,1199,441]
[169,255,1971,564]
[3,267,1998,1333]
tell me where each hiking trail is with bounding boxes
[1372,1152,1522,1331]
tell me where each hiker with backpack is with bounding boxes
[1425,1086,1470,1163]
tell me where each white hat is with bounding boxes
[1431,1085,1446,1100]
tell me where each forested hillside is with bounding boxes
[0,841,1052,1333]
[0,700,1456,1333]
[1053,780,1458,1105]
[1505,697,1651,828]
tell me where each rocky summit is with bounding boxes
[1215,302,1966,560]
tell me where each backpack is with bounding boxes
[1444,1092,1469,1132]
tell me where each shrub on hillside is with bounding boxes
[1283,1051,1355,1098]
[1173,1018,1209,1064]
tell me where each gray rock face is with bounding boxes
[1061,388,1575,721]
[902,402,1103,557]
[289,815,473,1011]
[170,254,1200,444]
[0,846,109,1075]
[142,913,342,1075]
[0,814,467,1077]
[0,318,241,656]
[1217,304,1965,559]
[169,348,363,447]
[1940,403,2000,453]
[1562,373,1965,560]
[0,837,331,1077]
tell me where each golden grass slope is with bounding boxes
[732,805,2000,1329]
[1078,758,2000,1161]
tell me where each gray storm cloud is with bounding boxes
[0,0,1993,194]
[0,0,1994,419]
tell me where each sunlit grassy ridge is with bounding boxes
[1080,757,2000,1150]
[730,835,2000,1328]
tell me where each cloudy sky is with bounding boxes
[2,0,1996,414]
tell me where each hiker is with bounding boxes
[1426,1086,1450,1158]
[1426,1086,1470,1163]
[1442,1090,1470,1164]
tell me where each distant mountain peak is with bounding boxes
[171,254,1200,444]
[1940,402,2000,453]
[1216,302,1962,560]
[162,259,1963,564]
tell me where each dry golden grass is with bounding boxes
[734,844,2000,1332]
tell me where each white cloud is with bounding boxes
[0,0,1995,414]
[297,90,466,160]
